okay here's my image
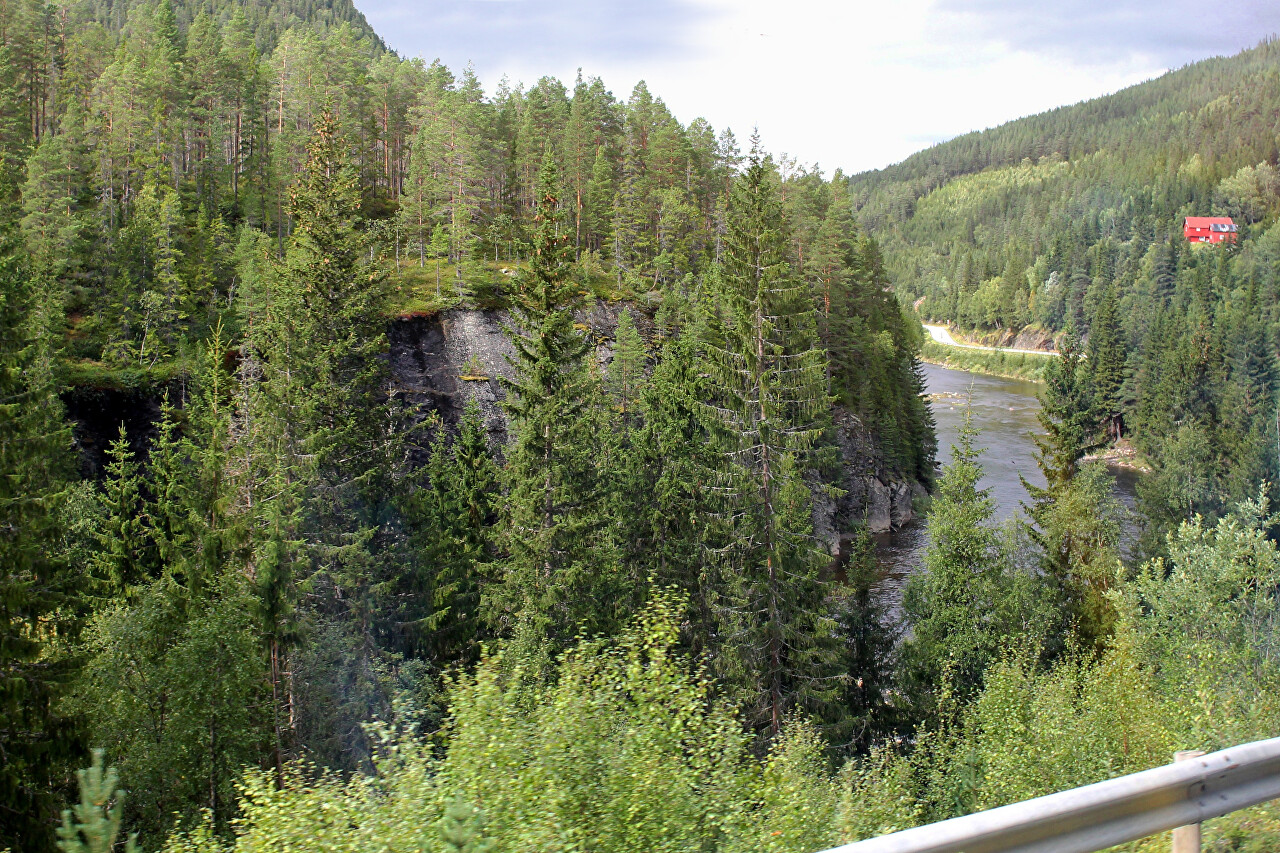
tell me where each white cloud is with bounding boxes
[357,0,1270,174]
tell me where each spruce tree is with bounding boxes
[255,105,399,769]
[902,408,1052,711]
[698,142,841,737]
[439,796,494,853]
[271,106,394,488]
[0,216,80,853]
[607,307,646,419]
[617,324,718,643]
[93,428,152,600]
[584,145,615,253]
[1087,281,1126,441]
[1027,328,1100,491]
[399,401,497,662]
[487,153,625,647]
[1024,330,1119,646]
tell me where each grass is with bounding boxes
[62,357,191,390]
[920,339,1056,382]
[383,256,634,317]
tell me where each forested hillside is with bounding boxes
[853,38,1280,542]
[0,0,936,848]
[3,1,1280,851]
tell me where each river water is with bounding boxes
[875,363,1140,599]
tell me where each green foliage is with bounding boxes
[56,750,138,853]
[162,595,843,853]
[437,797,493,853]
[92,428,152,600]
[488,155,627,647]
[37,0,1280,846]
[606,307,646,416]
[901,408,1057,709]
[397,402,497,662]
[70,577,270,842]
[1120,494,1280,747]
[0,218,81,853]
[1027,462,1126,645]
[1023,333,1123,645]
[919,338,1055,382]
[697,145,843,736]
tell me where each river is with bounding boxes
[875,363,1140,600]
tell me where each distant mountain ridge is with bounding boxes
[75,0,386,51]
[850,36,1280,233]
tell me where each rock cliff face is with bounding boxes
[809,409,930,564]
[389,310,517,459]
[389,307,929,552]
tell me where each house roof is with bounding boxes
[1185,216,1235,227]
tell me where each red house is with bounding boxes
[1184,216,1239,244]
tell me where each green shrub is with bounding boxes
[163,595,841,853]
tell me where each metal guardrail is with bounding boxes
[821,737,1280,853]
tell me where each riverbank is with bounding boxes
[1082,439,1152,473]
[920,338,1055,382]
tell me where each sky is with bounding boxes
[356,0,1280,175]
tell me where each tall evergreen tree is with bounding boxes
[487,153,626,648]
[1026,329,1099,491]
[399,400,497,663]
[698,142,841,737]
[606,307,646,419]
[0,216,80,853]
[1024,330,1120,646]
[1087,281,1126,440]
[93,428,152,600]
[902,408,1054,712]
[254,105,399,769]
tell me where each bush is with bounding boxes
[163,595,842,853]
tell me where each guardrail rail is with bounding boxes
[820,737,1280,853]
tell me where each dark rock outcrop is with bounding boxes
[809,408,928,563]
[61,384,173,479]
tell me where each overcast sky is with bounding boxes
[356,0,1280,175]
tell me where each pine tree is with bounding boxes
[698,142,841,737]
[20,109,91,273]
[487,153,626,646]
[430,222,448,296]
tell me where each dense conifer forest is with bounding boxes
[2,2,1279,852]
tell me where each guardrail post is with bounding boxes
[1172,750,1206,853]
